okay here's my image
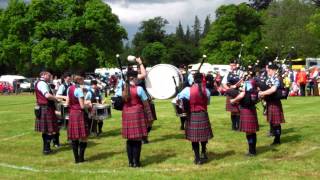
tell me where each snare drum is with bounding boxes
[92,104,111,120]
[171,99,188,117]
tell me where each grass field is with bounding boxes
[0,95,319,179]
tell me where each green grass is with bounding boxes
[0,94,319,179]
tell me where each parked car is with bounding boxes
[0,75,31,92]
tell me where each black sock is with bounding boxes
[235,115,240,129]
[231,115,235,129]
[79,141,87,162]
[201,141,207,154]
[273,125,281,144]
[52,133,60,146]
[71,140,79,163]
[98,122,103,132]
[252,133,257,154]
[192,142,200,161]
[126,140,133,165]
[180,117,186,129]
[246,134,255,154]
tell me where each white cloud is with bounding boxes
[105,0,248,38]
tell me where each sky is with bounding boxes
[104,0,248,40]
[0,0,249,40]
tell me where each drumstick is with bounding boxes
[197,55,207,72]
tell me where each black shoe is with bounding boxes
[142,139,149,144]
[194,159,203,165]
[132,162,141,168]
[246,152,256,157]
[200,152,208,160]
[180,126,185,130]
[43,149,52,155]
[129,163,133,167]
[270,141,281,146]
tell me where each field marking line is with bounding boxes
[0,132,32,142]
[0,146,319,174]
[0,163,39,172]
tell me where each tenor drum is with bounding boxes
[145,64,183,99]
[92,104,111,120]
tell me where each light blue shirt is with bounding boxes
[177,85,211,104]
[36,79,50,96]
[115,80,148,101]
[188,73,194,85]
[67,86,84,99]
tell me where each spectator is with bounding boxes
[295,68,307,96]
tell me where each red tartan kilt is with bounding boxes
[185,112,213,142]
[67,109,89,140]
[122,105,148,140]
[267,100,285,125]
[226,96,240,113]
[239,107,259,133]
[35,106,58,133]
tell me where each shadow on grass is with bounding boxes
[256,144,279,155]
[282,127,295,135]
[141,152,176,166]
[281,134,302,144]
[53,141,99,154]
[91,128,121,138]
[151,133,185,143]
[206,150,235,162]
[86,151,122,162]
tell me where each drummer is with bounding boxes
[53,72,72,147]
[177,72,213,165]
[84,80,103,136]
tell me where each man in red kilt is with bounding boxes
[259,64,285,145]
[177,72,213,165]
[222,60,242,130]
[34,71,59,155]
[67,75,89,163]
[231,73,259,156]
[120,70,153,168]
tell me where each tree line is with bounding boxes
[1,0,320,76]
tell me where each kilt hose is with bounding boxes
[185,112,213,142]
[226,96,240,113]
[35,106,59,134]
[239,106,259,133]
[267,100,285,125]
[68,109,89,140]
[122,106,148,140]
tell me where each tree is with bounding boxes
[185,25,191,42]
[202,15,211,38]
[262,0,318,59]
[166,42,201,67]
[0,0,127,75]
[176,21,184,41]
[133,16,168,55]
[249,0,273,10]
[311,0,320,7]
[200,3,262,64]
[192,16,201,46]
[141,42,167,66]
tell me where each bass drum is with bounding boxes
[145,64,183,99]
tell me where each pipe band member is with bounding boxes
[118,70,153,168]
[84,80,103,136]
[222,59,242,131]
[230,75,259,156]
[259,64,285,145]
[67,75,89,163]
[177,72,213,165]
[54,72,72,147]
[35,71,59,155]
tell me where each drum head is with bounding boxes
[145,64,183,99]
